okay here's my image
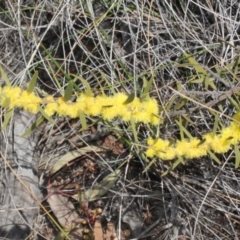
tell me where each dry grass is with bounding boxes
[1,0,240,239]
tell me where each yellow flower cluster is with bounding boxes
[2,85,240,163]
[146,112,240,160]
[0,86,41,113]
[0,86,160,125]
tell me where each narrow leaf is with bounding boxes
[79,110,87,130]
[72,169,121,202]
[177,117,184,140]
[172,156,184,170]
[161,164,174,177]
[183,52,216,89]
[174,99,187,111]
[63,80,73,102]
[176,117,193,139]
[161,169,171,177]
[189,78,204,84]
[197,138,206,146]
[21,115,45,137]
[50,146,103,175]
[141,77,153,100]
[227,96,240,110]
[234,144,240,168]
[1,109,13,130]
[2,97,10,108]
[143,158,157,173]
[217,104,223,113]
[0,65,11,86]
[123,92,135,105]
[39,106,55,124]
[130,118,139,153]
[183,52,207,75]
[183,115,196,125]
[176,81,182,91]
[207,150,221,165]
[72,74,93,96]
[204,76,216,90]
[212,114,219,135]
[27,71,38,93]
[131,118,139,143]
[165,95,178,111]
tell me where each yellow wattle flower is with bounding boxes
[19,90,41,113]
[0,86,160,125]
[184,138,206,159]
[44,96,58,116]
[222,122,240,145]
[84,96,101,116]
[175,139,189,157]
[210,135,232,154]
[145,148,155,158]
[0,86,22,108]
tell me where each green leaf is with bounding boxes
[227,96,240,110]
[63,80,73,102]
[204,76,216,90]
[233,56,240,81]
[183,115,196,125]
[130,118,139,153]
[39,106,55,124]
[21,115,45,137]
[123,92,135,105]
[161,156,184,176]
[71,74,93,96]
[178,117,184,140]
[50,146,103,175]
[234,144,240,168]
[141,76,153,100]
[2,97,10,108]
[79,110,87,130]
[183,52,216,89]
[143,158,157,173]
[0,65,11,86]
[161,162,177,176]
[172,156,184,170]
[102,105,113,108]
[176,117,193,139]
[197,138,206,146]
[212,114,219,135]
[174,99,187,111]
[189,78,204,84]
[161,167,172,177]
[176,81,183,91]
[207,150,221,165]
[165,95,178,111]
[27,71,38,93]
[1,109,13,130]
[183,52,207,75]
[217,104,223,112]
[72,169,121,202]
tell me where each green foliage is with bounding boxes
[27,71,38,93]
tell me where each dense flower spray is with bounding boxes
[0,86,160,125]
[1,85,240,164]
[145,116,240,161]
